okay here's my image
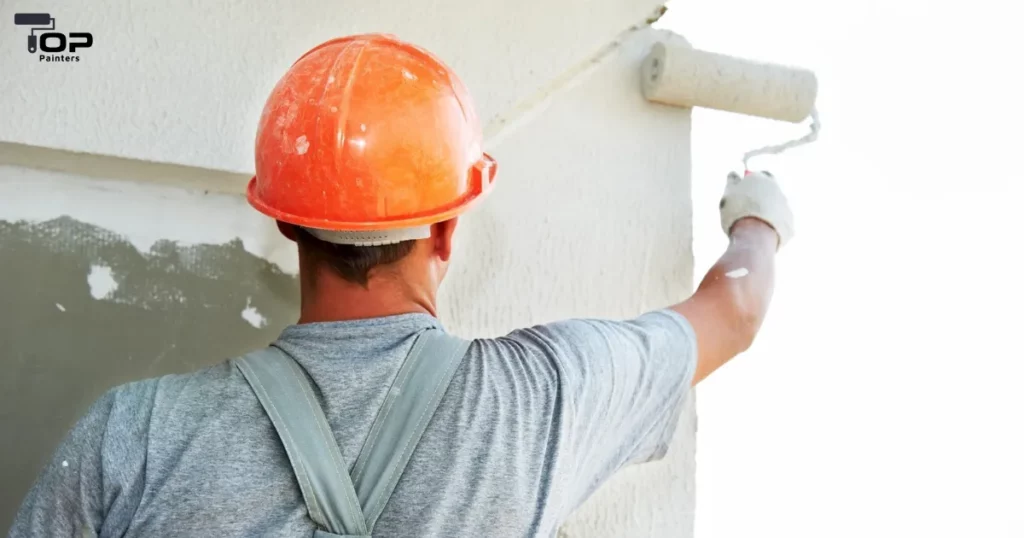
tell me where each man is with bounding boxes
[9,34,794,537]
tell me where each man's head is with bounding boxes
[276,219,459,315]
[247,34,495,319]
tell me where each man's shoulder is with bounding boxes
[98,355,256,435]
[106,356,239,403]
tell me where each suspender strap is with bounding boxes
[235,329,470,536]
[349,330,471,530]
[234,348,369,537]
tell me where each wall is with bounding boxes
[0,1,696,534]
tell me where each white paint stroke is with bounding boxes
[241,298,267,329]
[725,267,749,279]
[61,460,68,468]
[55,303,66,312]
[87,265,118,299]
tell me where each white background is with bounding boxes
[662,1,1024,536]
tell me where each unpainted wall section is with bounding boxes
[0,25,696,538]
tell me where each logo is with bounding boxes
[13,13,93,62]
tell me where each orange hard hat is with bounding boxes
[248,34,497,245]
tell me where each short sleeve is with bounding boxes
[504,309,697,510]
[8,381,155,538]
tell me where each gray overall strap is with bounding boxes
[235,329,470,536]
[234,347,369,537]
[349,329,471,531]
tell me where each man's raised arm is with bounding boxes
[674,171,795,385]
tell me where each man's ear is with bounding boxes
[431,218,459,262]
[277,221,299,242]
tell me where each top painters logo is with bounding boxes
[13,13,93,62]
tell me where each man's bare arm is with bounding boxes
[671,170,794,386]
[674,217,778,385]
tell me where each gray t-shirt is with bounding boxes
[8,310,696,538]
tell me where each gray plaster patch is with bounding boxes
[0,216,299,529]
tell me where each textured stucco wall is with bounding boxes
[0,0,667,173]
[0,1,696,533]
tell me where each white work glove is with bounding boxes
[719,170,794,249]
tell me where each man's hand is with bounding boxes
[673,170,794,385]
[719,171,794,249]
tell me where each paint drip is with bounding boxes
[295,135,310,155]
[725,267,749,279]
[87,265,119,299]
[241,297,268,329]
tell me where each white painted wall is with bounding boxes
[0,0,666,173]
[1,0,696,533]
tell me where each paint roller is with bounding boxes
[13,13,55,54]
[641,39,820,170]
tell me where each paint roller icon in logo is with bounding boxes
[14,13,92,56]
[14,13,55,53]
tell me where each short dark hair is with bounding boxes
[295,228,416,287]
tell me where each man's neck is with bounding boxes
[297,270,437,324]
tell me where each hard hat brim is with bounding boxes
[247,153,497,232]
